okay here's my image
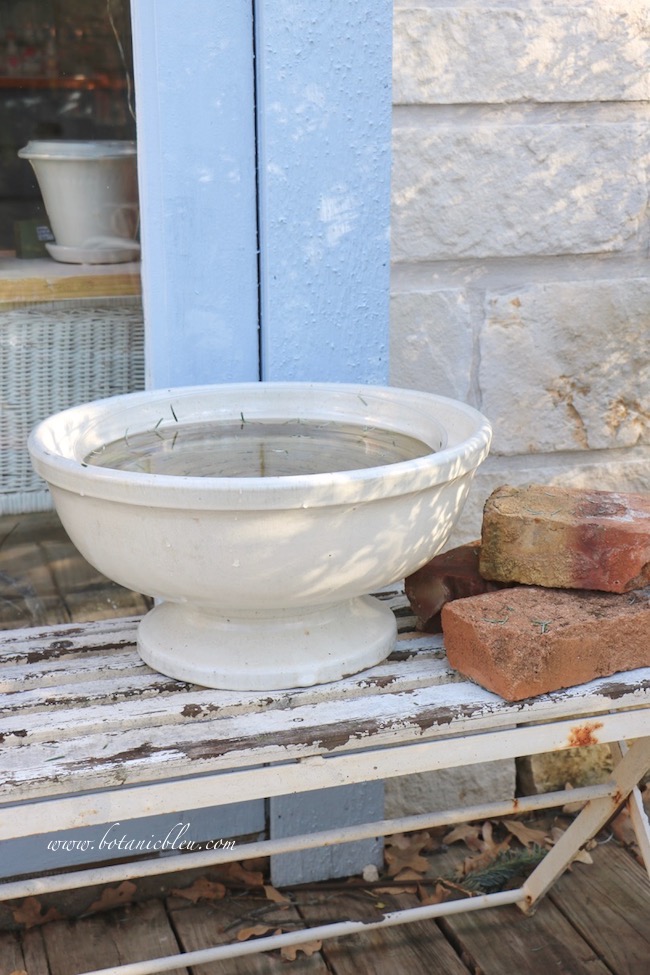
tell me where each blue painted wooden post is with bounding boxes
[256,0,392,383]
[131,0,260,387]
[254,0,393,884]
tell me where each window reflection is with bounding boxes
[0,2,143,518]
[1,0,135,251]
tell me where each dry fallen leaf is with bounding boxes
[480,821,499,851]
[239,856,269,878]
[8,970,28,975]
[384,833,431,877]
[225,861,265,887]
[236,923,277,941]
[11,896,61,929]
[88,880,137,914]
[443,823,483,851]
[417,882,449,906]
[170,876,227,903]
[374,884,418,895]
[393,867,427,883]
[263,884,290,904]
[503,820,549,848]
[281,939,323,961]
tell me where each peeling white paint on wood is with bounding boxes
[1,592,648,818]
[1,595,648,975]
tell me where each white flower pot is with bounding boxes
[29,382,491,690]
[18,140,139,264]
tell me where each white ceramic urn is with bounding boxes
[29,382,491,690]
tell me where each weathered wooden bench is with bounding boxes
[1,588,649,975]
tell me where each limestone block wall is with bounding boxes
[390,0,650,545]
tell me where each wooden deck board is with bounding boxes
[298,891,468,975]
[439,895,612,975]
[39,536,150,624]
[9,842,646,975]
[0,928,30,974]
[420,837,647,975]
[39,900,187,975]
[549,842,650,975]
[0,533,66,630]
[444,842,650,975]
[169,898,330,974]
[0,513,149,632]
[17,928,49,975]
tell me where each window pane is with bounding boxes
[0,0,143,517]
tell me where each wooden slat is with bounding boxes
[0,536,68,630]
[1,610,646,709]
[0,650,644,755]
[438,894,613,975]
[0,647,150,690]
[39,900,187,975]
[17,928,50,975]
[169,898,330,974]
[0,259,141,306]
[2,645,647,753]
[38,537,151,624]
[549,841,650,973]
[0,646,448,713]
[2,703,648,820]
[298,890,469,975]
[0,652,456,727]
[0,617,140,661]
[1,605,649,805]
[0,928,30,974]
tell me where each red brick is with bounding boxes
[479,484,650,593]
[404,542,505,632]
[441,585,650,701]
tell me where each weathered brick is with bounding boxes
[442,447,650,551]
[442,585,650,701]
[479,484,650,593]
[405,541,504,633]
